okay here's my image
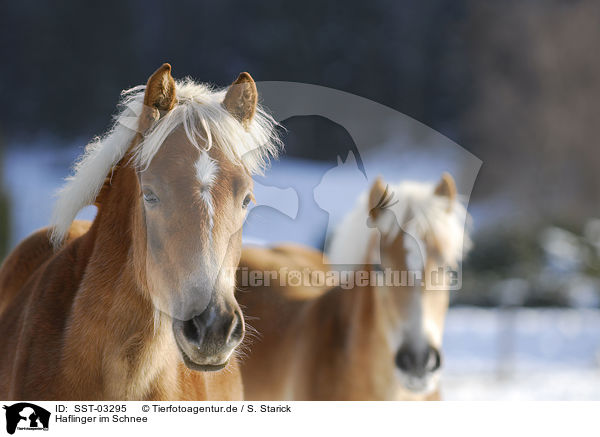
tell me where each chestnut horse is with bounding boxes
[237,173,470,400]
[0,63,280,400]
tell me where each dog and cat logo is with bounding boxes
[2,403,50,434]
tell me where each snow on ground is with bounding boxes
[443,368,600,401]
[442,307,600,400]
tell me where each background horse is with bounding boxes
[0,63,280,400]
[237,173,470,400]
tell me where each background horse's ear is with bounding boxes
[368,176,387,220]
[434,172,457,211]
[222,72,258,129]
[139,63,177,133]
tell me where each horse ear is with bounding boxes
[368,176,387,220]
[144,63,176,111]
[434,172,456,211]
[222,72,258,129]
[139,63,176,133]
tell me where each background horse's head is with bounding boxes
[366,173,471,395]
[51,64,280,372]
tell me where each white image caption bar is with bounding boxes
[0,401,596,437]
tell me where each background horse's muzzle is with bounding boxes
[395,343,442,377]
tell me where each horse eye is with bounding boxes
[242,193,252,209]
[143,190,159,205]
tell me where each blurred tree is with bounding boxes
[462,0,600,223]
[0,0,470,148]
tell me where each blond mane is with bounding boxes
[327,180,472,268]
[50,79,281,247]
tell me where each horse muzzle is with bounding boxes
[395,344,442,394]
[172,304,244,371]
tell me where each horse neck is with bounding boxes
[83,159,147,301]
[63,158,179,399]
[324,267,385,355]
[339,231,428,353]
[304,273,397,399]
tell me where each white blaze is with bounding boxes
[195,151,218,232]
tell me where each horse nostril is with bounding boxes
[182,317,202,344]
[426,346,442,372]
[181,306,217,346]
[226,310,244,345]
[178,305,244,352]
[396,345,442,374]
[395,347,414,372]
